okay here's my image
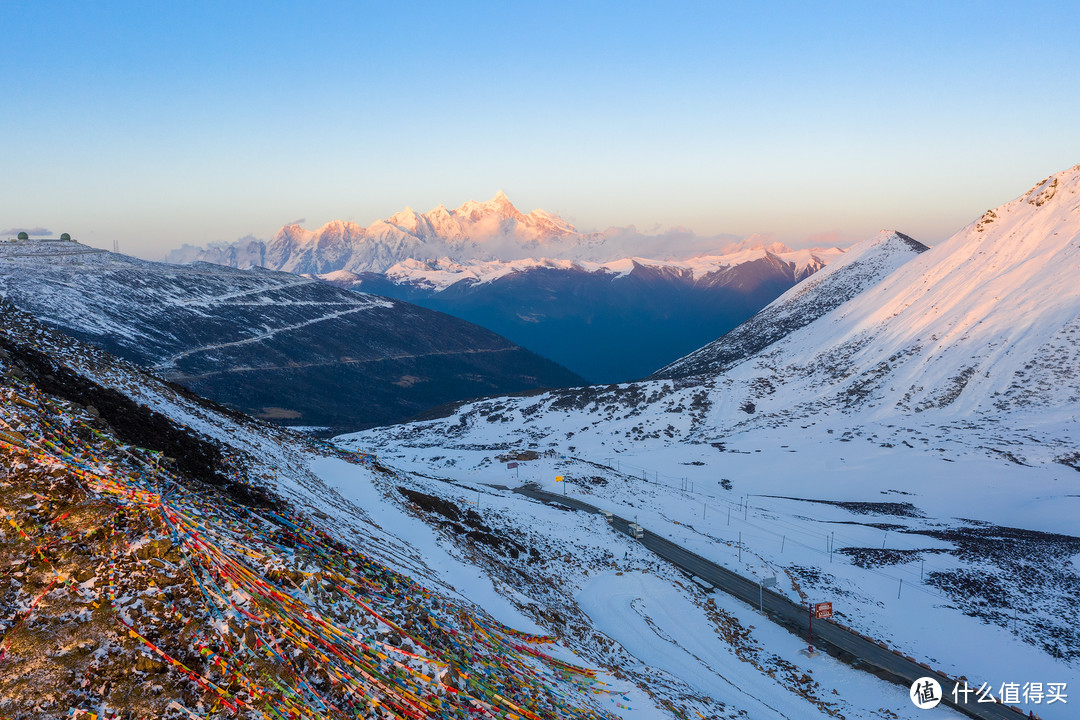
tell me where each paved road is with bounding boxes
[515,486,1025,720]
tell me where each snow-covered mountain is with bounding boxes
[343,165,1080,712]
[168,194,843,382]
[358,162,1080,466]
[0,239,583,431]
[169,191,839,278]
[713,163,1080,424]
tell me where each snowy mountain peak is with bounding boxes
[453,190,526,224]
[866,229,922,249]
[387,206,423,231]
[808,229,911,264]
[490,188,515,209]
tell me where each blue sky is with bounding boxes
[2,1,1078,257]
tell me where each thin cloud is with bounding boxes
[285,218,306,226]
[2,226,52,236]
[797,230,862,249]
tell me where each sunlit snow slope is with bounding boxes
[653,231,929,379]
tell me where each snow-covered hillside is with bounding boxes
[654,231,929,379]
[0,240,584,429]
[342,165,1080,719]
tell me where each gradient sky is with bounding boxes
[3,1,1078,258]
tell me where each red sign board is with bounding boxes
[814,602,833,619]
[507,462,519,469]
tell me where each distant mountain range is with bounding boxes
[0,240,583,431]
[169,193,843,382]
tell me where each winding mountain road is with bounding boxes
[514,486,1026,720]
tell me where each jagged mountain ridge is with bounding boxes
[168,191,839,278]
[5,172,1077,718]
[0,240,583,430]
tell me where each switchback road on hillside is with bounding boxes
[514,486,1025,720]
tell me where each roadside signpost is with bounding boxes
[808,601,832,652]
[507,461,519,478]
